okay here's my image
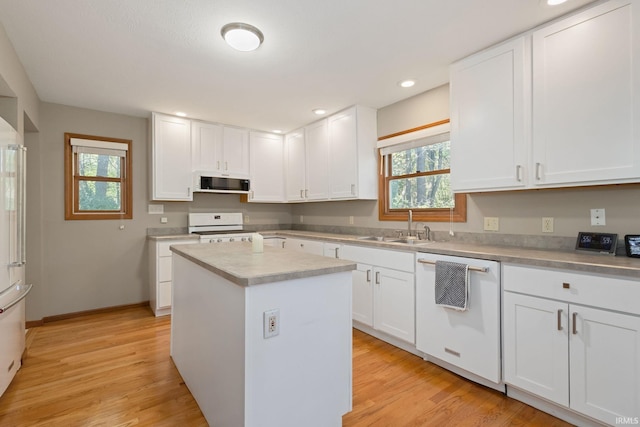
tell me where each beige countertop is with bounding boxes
[147,234,199,242]
[150,229,640,279]
[170,242,356,286]
[264,231,640,279]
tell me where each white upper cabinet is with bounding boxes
[304,119,330,201]
[285,129,306,201]
[532,0,640,186]
[151,112,193,201]
[450,37,530,192]
[191,120,222,172]
[451,0,640,192]
[191,121,250,179]
[284,105,378,202]
[328,105,378,200]
[248,131,285,202]
[222,126,250,178]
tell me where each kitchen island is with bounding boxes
[169,242,357,427]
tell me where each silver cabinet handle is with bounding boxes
[351,184,355,195]
[225,161,228,171]
[216,160,220,170]
[516,165,522,182]
[572,312,578,335]
[281,241,285,249]
[300,189,304,198]
[305,189,308,198]
[334,247,339,258]
[366,269,371,282]
[535,162,542,180]
[375,271,380,285]
[557,309,563,331]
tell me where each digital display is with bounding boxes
[575,232,618,255]
[625,235,640,258]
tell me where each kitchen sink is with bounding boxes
[385,238,435,245]
[356,236,385,241]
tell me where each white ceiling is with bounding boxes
[0,0,597,133]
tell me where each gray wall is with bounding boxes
[292,85,640,240]
[25,103,292,321]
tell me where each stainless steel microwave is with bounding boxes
[196,175,250,193]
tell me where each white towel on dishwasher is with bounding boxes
[434,260,470,311]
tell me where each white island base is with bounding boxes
[170,250,353,427]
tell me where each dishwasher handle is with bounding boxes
[0,283,32,314]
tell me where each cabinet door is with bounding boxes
[328,107,358,199]
[285,130,306,201]
[191,121,223,173]
[221,126,250,178]
[503,292,569,406]
[152,113,192,200]
[249,132,285,202]
[532,1,640,186]
[352,263,374,327]
[373,267,415,344]
[304,119,329,200]
[450,37,529,192]
[570,305,640,425]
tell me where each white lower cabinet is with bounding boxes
[341,245,415,344]
[149,239,198,316]
[503,264,640,426]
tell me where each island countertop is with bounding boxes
[170,242,357,286]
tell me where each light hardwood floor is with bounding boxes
[0,306,569,426]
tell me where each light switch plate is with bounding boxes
[484,217,499,231]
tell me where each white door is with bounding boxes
[532,1,640,186]
[352,263,374,327]
[191,121,223,173]
[328,107,357,199]
[450,37,529,192]
[249,132,285,202]
[285,130,306,201]
[152,113,192,201]
[221,126,250,178]
[503,292,569,406]
[304,119,329,200]
[373,267,415,344]
[570,305,640,425]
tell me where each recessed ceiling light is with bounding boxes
[312,109,327,115]
[175,112,187,117]
[399,79,416,88]
[221,22,264,52]
[545,0,567,5]
[272,129,283,134]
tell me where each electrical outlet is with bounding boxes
[349,216,354,225]
[160,217,168,224]
[245,215,250,223]
[542,217,554,233]
[591,208,606,226]
[483,217,499,232]
[263,309,280,338]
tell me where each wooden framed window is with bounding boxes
[64,133,132,220]
[378,120,466,222]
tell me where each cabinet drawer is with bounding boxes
[341,245,414,272]
[503,264,640,315]
[158,239,197,257]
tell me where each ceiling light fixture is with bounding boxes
[399,79,416,88]
[221,22,264,52]
[312,109,327,115]
[175,112,187,117]
[546,0,567,5]
[272,129,283,134]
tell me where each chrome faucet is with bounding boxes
[407,209,413,237]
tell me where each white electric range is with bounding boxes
[188,212,253,243]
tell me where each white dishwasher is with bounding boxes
[415,253,502,390]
